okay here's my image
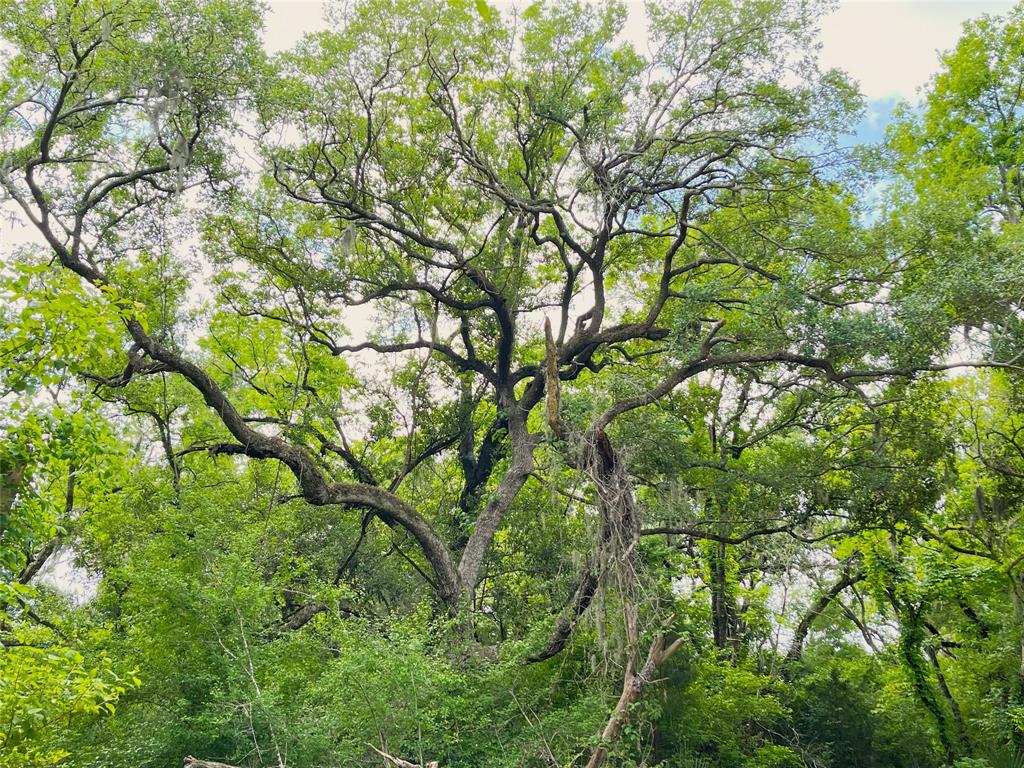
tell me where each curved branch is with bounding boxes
[596,347,1018,431]
[785,559,865,664]
[526,566,599,663]
[21,183,463,608]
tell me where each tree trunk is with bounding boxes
[0,462,27,537]
[894,600,958,764]
[926,645,971,755]
[710,540,732,650]
[1010,573,1024,695]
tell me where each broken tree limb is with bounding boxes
[368,743,439,768]
[530,428,642,663]
[584,632,685,768]
[183,757,241,768]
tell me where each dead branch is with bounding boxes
[368,743,439,768]
[584,632,685,768]
[183,757,242,768]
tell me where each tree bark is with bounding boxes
[0,462,26,537]
[710,540,734,651]
[455,416,538,595]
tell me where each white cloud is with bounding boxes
[820,1,1014,100]
[264,0,329,53]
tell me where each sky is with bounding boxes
[819,1,1013,101]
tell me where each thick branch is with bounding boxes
[596,348,1015,431]
[368,744,438,768]
[526,566,599,663]
[456,419,538,593]
[25,211,463,607]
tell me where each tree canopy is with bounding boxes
[1,1,1023,766]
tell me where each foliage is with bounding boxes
[1,1,1023,767]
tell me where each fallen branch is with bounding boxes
[183,757,241,768]
[368,743,439,768]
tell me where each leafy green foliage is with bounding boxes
[1,1,1024,767]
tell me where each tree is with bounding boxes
[2,0,1024,765]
